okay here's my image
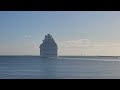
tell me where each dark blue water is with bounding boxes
[0,56,120,79]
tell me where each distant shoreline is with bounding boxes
[59,56,120,59]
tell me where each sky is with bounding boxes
[1,11,120,56]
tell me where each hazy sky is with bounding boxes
[1,11,120,56]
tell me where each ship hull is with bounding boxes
[40,55,58,58]
[40,54,57,58]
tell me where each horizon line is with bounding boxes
[0,55,120,57]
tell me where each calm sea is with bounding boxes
[0,56,120,79]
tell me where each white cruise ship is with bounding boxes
[39,34,58,58]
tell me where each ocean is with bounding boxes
[0,56,120,79]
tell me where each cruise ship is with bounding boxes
[39,34,58,58]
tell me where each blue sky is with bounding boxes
[0,11,120,55]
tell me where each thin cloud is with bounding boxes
[57,39,120,48]
[57,39,91,48]
[57,40,120,55]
